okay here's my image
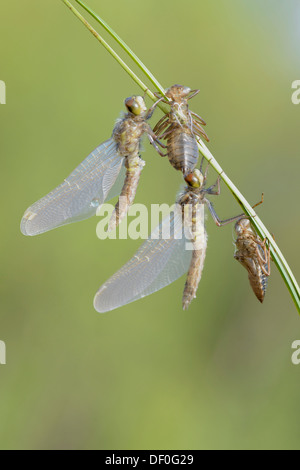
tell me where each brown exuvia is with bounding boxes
[234,218,271,302]
[150,85,209,176]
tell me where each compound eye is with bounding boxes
[182,86,191,96]
[185,170,202,188]
[125,97,139,114]
[125,96,146,115]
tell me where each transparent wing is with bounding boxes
[21,139,125,236]
[94,207,193,313]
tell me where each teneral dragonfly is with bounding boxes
[21,95,163,236]
[150,84,209,176]
[234,218,271,303]
[94,164,242,313]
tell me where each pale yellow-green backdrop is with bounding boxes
[0,0,299,450]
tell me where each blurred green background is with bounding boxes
[0,0,300,450]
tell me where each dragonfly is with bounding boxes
[20,95,164,236]
[234,212,271,303]
[94,161,243,313]
[150,84,209,176]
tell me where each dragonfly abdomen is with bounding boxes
[182,204,207,310]
[108,154,145,231]
[182,240,207,310]
[247,263,268,303]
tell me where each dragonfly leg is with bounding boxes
[204,198,244,227]
[187,89,200,100]
[153,115,169,134]
[146,126,167,148]
[153,91,169,103]
[202,161,211,184]
[200,156,210,183]
[189,112,194,132]
[193,124,210,142]
[252,193,264,210]
[256,240,268,263]
[158,128,173,139]
[199,156,206,174]
[148,134,167,157]
[256,241,271,276]
[153,118,169,136]
[153,113,168,128]
[191,111,207,126]
[145,123,166,149]
[146,97,165,119]
[156,137,166,148]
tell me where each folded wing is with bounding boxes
[94,207,193,313]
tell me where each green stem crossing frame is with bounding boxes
[61,0,300,314]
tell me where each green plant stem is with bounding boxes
[62,0,300,314]
[197,139,300,312]
[74,0,167,99]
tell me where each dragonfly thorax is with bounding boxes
[235,218,254,236]
[166,85,191,123]
[165,84,191,102]
[113,114,147,156]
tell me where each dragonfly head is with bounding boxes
[165,84,191,102]
[235,218,252,235]
[185,169,204,189]
[125,96,147,116]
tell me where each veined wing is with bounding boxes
[94,207,193,313]
[21,139,125,236]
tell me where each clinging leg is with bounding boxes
[204,198,244,227]
[147,134,166,157]
[206,176,221,196]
